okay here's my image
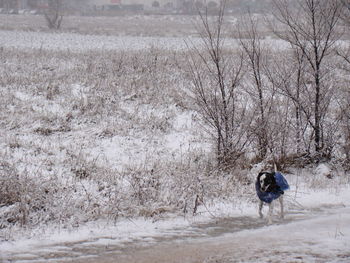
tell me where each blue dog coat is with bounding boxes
[256,172,289,203]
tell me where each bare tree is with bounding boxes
[265,45,326,165]
[44,0,64,30]
[238,15,275,160]
[339,0,350,25]
[336,0,350,68]
[272,0,342,157]
[187,1,251,168]
[336,0,350,167]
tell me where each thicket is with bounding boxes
[188,0,350,170]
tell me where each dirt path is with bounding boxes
[2,205,350,263]
[71,206,350,263]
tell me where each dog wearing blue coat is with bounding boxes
[255,171,289,224]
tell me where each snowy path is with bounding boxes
[102,207,350,263]
[1,205,349,263]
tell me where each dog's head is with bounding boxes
[257,172,277,193]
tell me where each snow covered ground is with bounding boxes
[0,14,349,263]
[1,173,349,262]
[0,29,291,52]
[0,30,198,52]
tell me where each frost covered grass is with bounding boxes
[0,44,250,241]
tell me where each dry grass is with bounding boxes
[0,44,253,239]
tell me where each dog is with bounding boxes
[255,171,289,224]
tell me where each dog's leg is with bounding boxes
[268,202,273,224]
[259,200,263,219]
[279,196,284,219]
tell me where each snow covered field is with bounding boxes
[0,13,350,262]
[0,30,200,52]
[0,29,292,52]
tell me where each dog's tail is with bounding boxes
[274,163,277,173]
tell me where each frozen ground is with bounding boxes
[109,206,350,263]
[1,180,349,263]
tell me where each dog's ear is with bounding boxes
[258,172,265,177]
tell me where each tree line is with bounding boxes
[188,0,350,170]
